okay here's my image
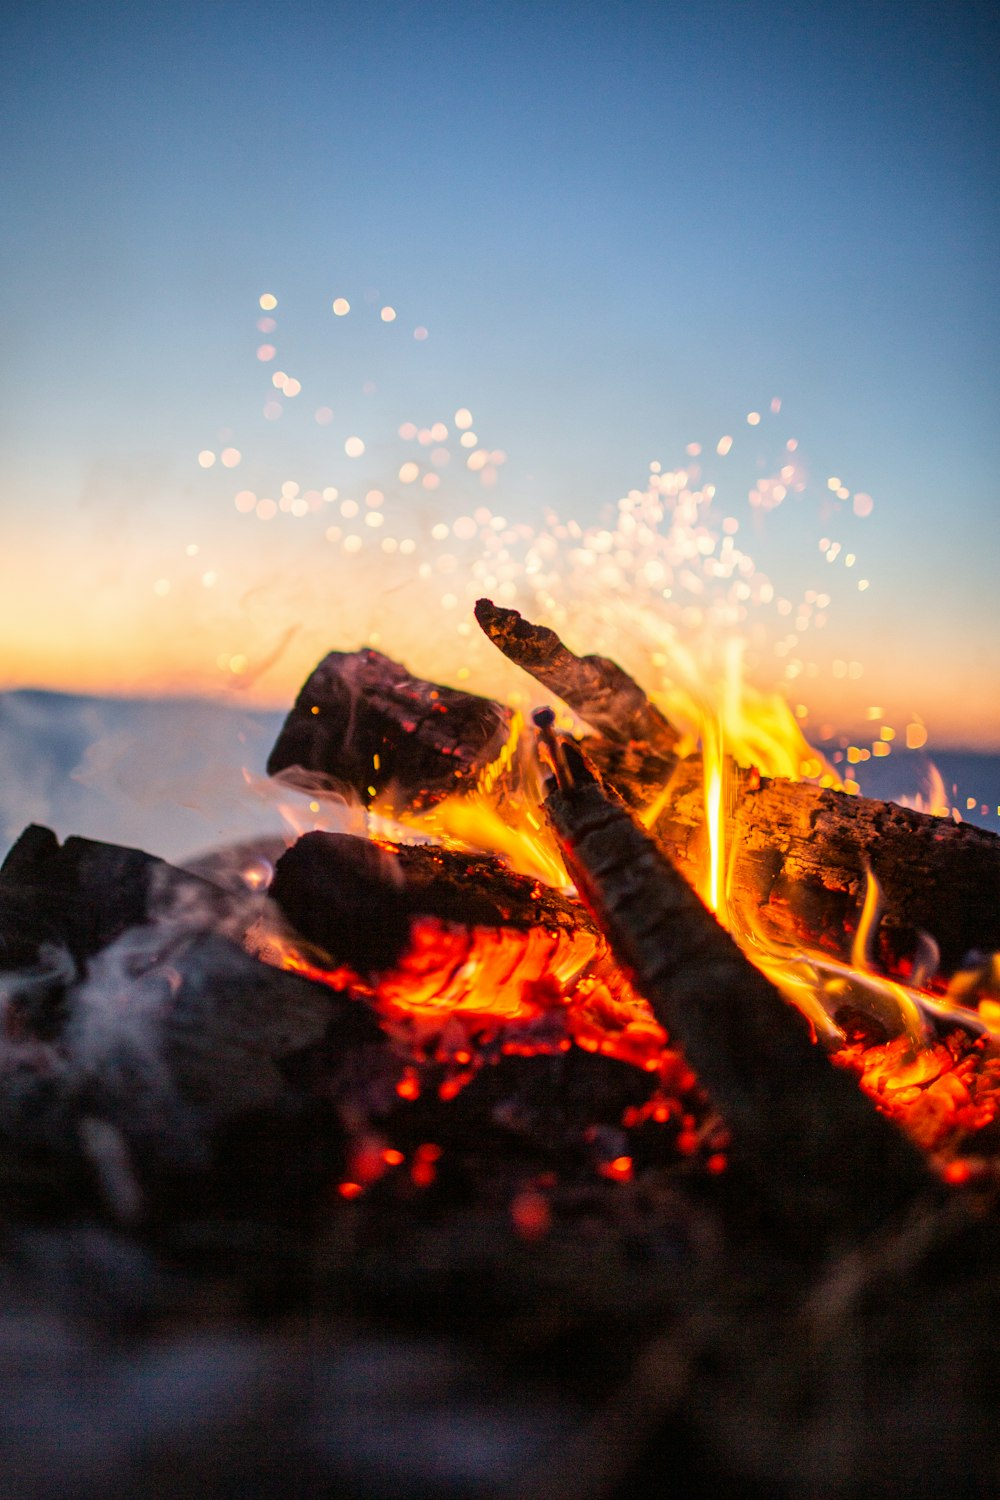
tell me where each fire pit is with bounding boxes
[2,599,999,1499]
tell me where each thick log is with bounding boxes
[541,740,935,1249]
[267,830,660,1061]
[587,745,1000,981]
[267,647,513,809]
[270,830,592,974]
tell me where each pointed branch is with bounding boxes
[474,597,679,757]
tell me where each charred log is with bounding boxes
[267,647,513,809]
[474,596,679,758]
[586,746,1000,981]
[0,826,390,1225]
[540,741,935,1249]
[0,824,235,972]
[269,830,591,975]
[267,829,674,1088]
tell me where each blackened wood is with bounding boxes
[0,919,389,1228]
[270,834,413,973]
[267,647,513,809]
[474,597,679,755]
[542,749,935,1248]
[270,830,594,975]
[0,824,234,973]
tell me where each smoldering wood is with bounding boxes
[474,596,680,757]
[542,745,935,1250]
[0,824,236,971]
[269,829,600,975]
[267,646,514,808]
[0,827,392,1225]
[2,825,1000,1496]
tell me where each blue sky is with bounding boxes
[2,0,998,744]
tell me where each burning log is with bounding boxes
[267,646,514,809]
[266,829,677,1072]
[536,727,935,1248]
[269,830,590,973]
[474,596,679,759]
[474,600,1000,980]
[270,625,1000,983]
[596,750,1000,982]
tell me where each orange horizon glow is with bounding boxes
[3,438,999,758]
[3,631,999,755]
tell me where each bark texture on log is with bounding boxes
[542,749,935,1249]
[474,597,679,757]
[270,831,592,976]
[267,647,513,809]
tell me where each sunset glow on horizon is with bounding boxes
[2,2,997,755]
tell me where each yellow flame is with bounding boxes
[729,867,933,1056]
[851,862,881,971]
[898,761,952,820]
[702,714,726,917]
[400,795,568,887]
[628,617,838,786]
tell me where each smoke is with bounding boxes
[0,689,293,863]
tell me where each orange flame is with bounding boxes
[258,604,998,1170]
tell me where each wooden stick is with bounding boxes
[474,597,679,757]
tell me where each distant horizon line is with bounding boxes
[4,680,999,758]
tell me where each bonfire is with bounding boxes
[2,580,999,1499]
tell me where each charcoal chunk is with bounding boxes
[0,825,233,972]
